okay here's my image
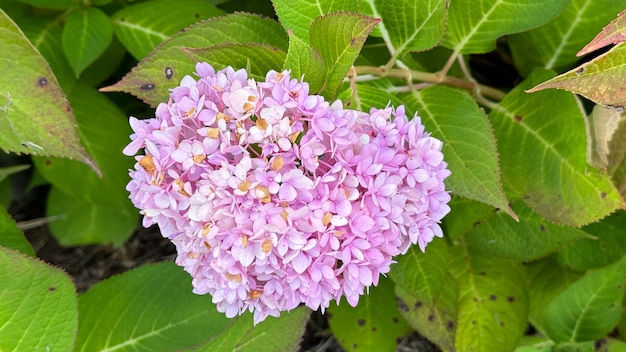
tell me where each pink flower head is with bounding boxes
[124,63,451,324]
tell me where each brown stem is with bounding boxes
[354,65,507,102]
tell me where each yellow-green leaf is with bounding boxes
[527,43,626,110]
[0,9,98,174]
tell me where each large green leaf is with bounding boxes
[182,43,286,81]
[442,0,570,54]
[112,0,225,60]
[0,246,77,351]
[62,7,113,77]
[33,84,133,207]
[284,30,326,94]
[0,205,34,256]
[544,254,626,343]
[75,262,231,351]
[463,201,592,262]
[0,9,97,172]
[489,69,622,226]
[395,274,458,352]
[442,196,495,243]
[400,86,515,219]
[391,240,456,352]
[450,244,528,352]
[190,308,310,352]
[509,0,626,76]
[361,0,448,56]
[47,187,136,246]
[389,239,449,307]
[528,43,626,109]
[558,210,626,271]
[309,12,379,98]
[102,13,288,106]
[271,0,358,41]
[18,16,77,92]
[328,277,411,352]
[33,84,138,245]
[525,257,582,336]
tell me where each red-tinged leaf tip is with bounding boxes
[577,8,626,56]
[527,43,626,110]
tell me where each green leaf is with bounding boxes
[284,30,326,94]
[62,7,113,77]
[442,0,570,54]
[554,341,595,352]
[190,308,310,352]
[0,246,77,351]
[33,84,133,207]
[400,86,515,219]
[18,16,77,92]
[32,84,138,245]
[450,244,528,352]
[544,254,626,342]
[328,277,411,352]
[389,239,449,307]
[361,0,448,56]
[102,13,288,107]
[271,0,358,41]
[0,205,35,256]
[0,9,97,173]
[528,43,626,110]
[395,274,458,352]
[578,8,626,56]
[509,0,626,76]
[309,12,379,98]
[525,257,582,336]
[182,43,287,81]
[47,187,136,246]
[15,0,75,9]
[391,240,456,352]
[514,336,556,352]
[442,196,496,243]
[489,69,622,226]
[463,201,592,262]
[557,210,626,271]
[75,262,231,352]
[112,0,225,60]
[348,84,403,110]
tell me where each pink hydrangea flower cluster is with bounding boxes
[124,62,451,324]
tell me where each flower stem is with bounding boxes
[354,65,507,103]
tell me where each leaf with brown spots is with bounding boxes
[0,247,77,351]
[492,69,622,226]
[101,13,288,107]
[450,244,528,352]
[328,277,411,352]
[527,43,626,110]
[0,9,99,175]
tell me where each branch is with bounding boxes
[354,65,507,102]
